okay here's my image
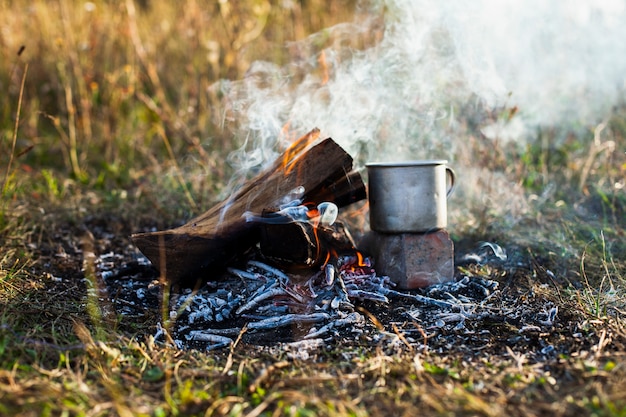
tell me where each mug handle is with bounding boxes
[446,166,456,197]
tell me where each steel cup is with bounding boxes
[366,160,456,233]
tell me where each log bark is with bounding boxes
[131,131,366,284]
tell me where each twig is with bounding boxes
[247,313,330,330]
[248,361,290,394]
[382,288,458,310]
[2,63,28,197]
[392,323,414,352]
[222,325,248,376]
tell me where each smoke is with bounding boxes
[443,0,626,135]
[210,0,626,230]
[213,0,626,165]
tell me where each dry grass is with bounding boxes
[1,1,626,416]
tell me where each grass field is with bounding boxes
[1,1,626,416]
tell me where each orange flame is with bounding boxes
[281,128,320,175]
[355,251,367,268]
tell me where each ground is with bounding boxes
[1,195,625,416]
[1,1,626,415]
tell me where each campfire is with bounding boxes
[131,128,367,284]
[123,129,502,350]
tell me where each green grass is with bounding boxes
[2,0,626,416]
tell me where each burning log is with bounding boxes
[131,129,366,284]
[259,219,357,269]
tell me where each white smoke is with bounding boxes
[445,0,626,133]
[213,0,626,169]
[210,0,626,233]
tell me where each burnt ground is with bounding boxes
[11,206,624,416]
[36,212,621,364]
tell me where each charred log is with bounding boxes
[259,220,357,270]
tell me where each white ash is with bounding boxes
[165,254,505,351]
[96,252,162,318]
[97,248,562,359]
[281,338,326,361]
[168,255,388,350]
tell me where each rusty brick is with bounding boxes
[359,230,454,289]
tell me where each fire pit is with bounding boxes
[97,247,509,352]
[118,131,547,352]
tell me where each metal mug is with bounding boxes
[366,160,456,233]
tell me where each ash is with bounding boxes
[168,254,398,350]
[98,248,560,354]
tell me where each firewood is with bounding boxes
[131,129,366,284]
[306,170,366,208]
[259,220,357,270]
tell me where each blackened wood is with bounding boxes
[259,220,357,270]
[260,221,320,268]
[305,170,366,208]
[131,131,366,284]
